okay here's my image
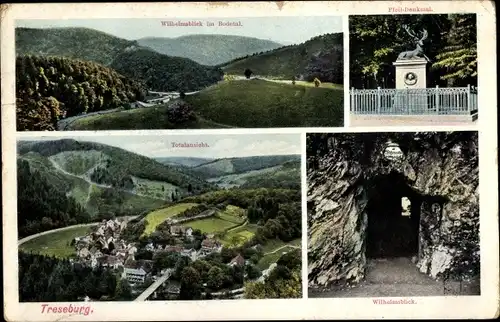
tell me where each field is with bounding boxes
[67,105,232,131]
[185,79,344,127]
[257,245,299,270]
[183,217,236,233]
[142,203,198,236]
[132,176,181,200]
[220,224,259,247]
[19,226,93,258]
[49,151,109,175]
[182,205,246,234]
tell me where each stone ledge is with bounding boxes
[350,113,478,127]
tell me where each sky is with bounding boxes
[16,16,343,45]
[17,133,301,159]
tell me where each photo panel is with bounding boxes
[2,1,498,321]
[16,132,303,302]
[15,15,344,131]
[307,131,480,298]
[348,14,478,127]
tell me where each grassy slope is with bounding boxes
[19,226,92,258]
[67,78,343,130]
[19,150,172,217]
[184,79,344,127]
[137,34,283,66]
[142,203,198,236]
[257,238,301,270]
[67,104,233,131]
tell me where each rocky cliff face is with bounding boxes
[307,132,479,288]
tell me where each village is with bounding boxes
[71,218,248,289]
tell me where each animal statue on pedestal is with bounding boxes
[397,25,431,62]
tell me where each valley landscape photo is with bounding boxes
[15,16,344,131]
[17,133,303,301]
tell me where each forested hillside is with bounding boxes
[349,14,477,88]
[137,34,283,66]
[16,27,137,66]
[222,33,343,84]
[15,27,225,112]
[16,55,147,131]
[17,139,214,193]
[110,48,224,92]
[19,252,124,302]
[17,159,92,237]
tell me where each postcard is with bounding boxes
[1,1,498,321]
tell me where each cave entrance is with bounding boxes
[365,172,422,259]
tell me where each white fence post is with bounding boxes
[467,84,471,114]
[351,87,355,113]
[435,85,439,114]
[377,87,381,114]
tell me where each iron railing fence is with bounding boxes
[350,85,478,115]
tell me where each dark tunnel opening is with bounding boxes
[365,171,422,259]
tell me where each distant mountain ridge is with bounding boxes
[190,154,301,179]
[155,156,216,167]
[17,139,214,193]
[15,27,223,92]
[136,34,283,66]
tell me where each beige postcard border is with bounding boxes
[2,1,499,320]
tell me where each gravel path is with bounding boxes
[309,257,480,298]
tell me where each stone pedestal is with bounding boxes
[393,58,428,89]
[392,59,428,113]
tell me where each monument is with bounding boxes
[392,25,430,113]
[349,23,477,120]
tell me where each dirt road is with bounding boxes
[309,257,480,298]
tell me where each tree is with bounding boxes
[187,184,193,194]
[179,267,202,300]
[431,14,477,86]
[292,76,296,85]
[174,256,191,280]
[114,279,133,300]
[244,68,253,79]
[179,91,186,99]
[207,266,225,290]
[166,101,195,124]
[245,264,262,280]
[277,250,301,270]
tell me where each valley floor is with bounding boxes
[309,257,480,298]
